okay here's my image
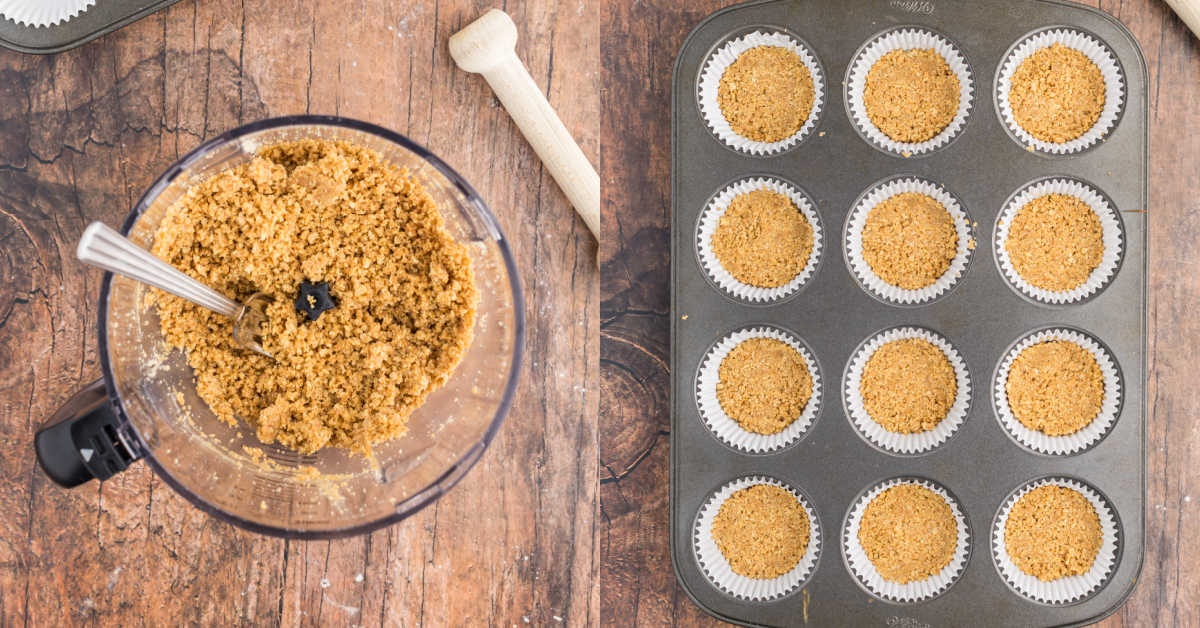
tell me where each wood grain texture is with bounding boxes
[0,1,598,626]
[598,0,1200,626]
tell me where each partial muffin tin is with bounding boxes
[670,1,1145,626]
[0,0,181,54]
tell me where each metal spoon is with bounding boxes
[77,221,273,359]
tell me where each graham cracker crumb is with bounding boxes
[1006,340,1104,436]
[1009,44,1105,144]
[864,49,959,143]
[862,192,958,290]
[150,139,478,455]
[1005,193,1103,292]
[712,189,814,288]
[718,46,815,143]
[858,484,957,584]
[1004,485,1102,581]
[717,338,812,435]
[712,484,810,579]
[861,339,957,434]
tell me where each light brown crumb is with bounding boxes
[712,484,810,579]
[718,46,814,143]
[861,339,956,434]
[717,338,812,435]
[150,139,478,455]
[1005,193,1103,292]
[711,189,814,288]
[864,49,959,143]
[1005,485,1102,581]
[1009,44,1105,143]
[859,484,957,583]
[1006,340,1104,436]
[862,192,958,290]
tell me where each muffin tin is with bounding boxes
[0,0,181,54]
[669,1,1145,626]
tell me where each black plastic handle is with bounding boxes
[35,378,142,488]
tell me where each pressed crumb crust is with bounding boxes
[858,484,958,584]
[1005,193,1104,293]
[860,338,957,434]
[712,484,810,579]
[1009,43,1106,144]
[150,139,477,455]
[1005,485,1103,581]
[1006,340,1104,436]
[717,45,815,143]
[716,337,812,436]
[862,192,958,290]
[711,188,814,288]
[863,48,960,143]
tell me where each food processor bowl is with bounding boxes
[35,116,524,539]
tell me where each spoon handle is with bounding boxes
[77,221,241,319]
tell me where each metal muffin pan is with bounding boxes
[670,1,1146,626]
[0,0,181,54]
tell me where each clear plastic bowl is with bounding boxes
[100,116,523,538]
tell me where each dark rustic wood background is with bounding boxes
[599,0,1199,626]
[0,1,598,626]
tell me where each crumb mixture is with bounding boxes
[1005,485,1102,581]
[712,484,810,579]
[716,338,812,435]
[150,139,478,455]
[862,192,958,290]
[863,49,959,143]
[1006,341,1104,436]
[858,484,957,584]
[1009,43,1105,143]
[860,338,957,434]
[1005,193,1103,292]
[711,188,814,288]
[718,45,814,143]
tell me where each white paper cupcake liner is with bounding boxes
[993,328,1121,456]
[696,177,823,303]
[844,327,970,454]
[697,30,826,156]
[995,178,1123,304]
[845,177,973,305]
[694,476,822,601]
[846,28,973,156]
[696,326,821,453]
[993,477,1120,604]
[0,0,95,27]
[843,478,970,602]
[997,29,1125,154]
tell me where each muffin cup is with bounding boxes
[696,326,821,453]
[845,177,973,305]
[844,327,970,455]
[693,475,822,601]
[846,28,974,156]
[997,28,1125,154]
[697,30,826,156]
[993,328,1121,456]
[0,0,94,26]
[843,478,970,602]
[992,477,1120,604]
[995,178,1123,305]
[696,177,823,303]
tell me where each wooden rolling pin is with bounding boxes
[1165,0,1200,41]
[449,9,601,241]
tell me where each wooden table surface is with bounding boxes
[0,1,598,626]
[600,0,1199,626]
